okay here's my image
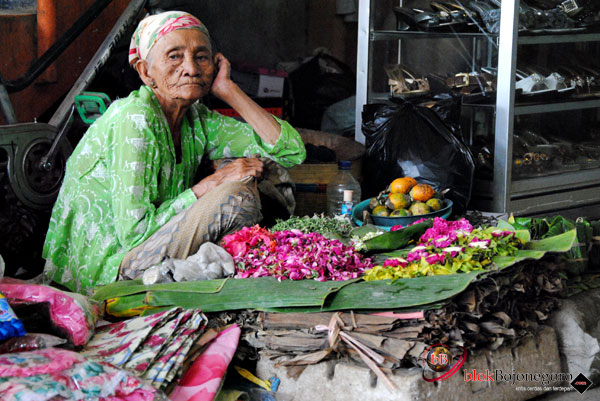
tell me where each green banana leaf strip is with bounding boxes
[491,251,547,270]
[523,229,577,252]
[142,274,477,313]
[143,277,358,312]
[105,293,148,316]
[318,272,480,311]
[92,278,228,302]
[263,301,447,314]
[364,220,433,252]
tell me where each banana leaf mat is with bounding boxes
[92,230,576,316]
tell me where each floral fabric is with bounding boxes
[0,348,162,401]
[43,85,306,293]
[128,11,209,67]
[82,307,208,391]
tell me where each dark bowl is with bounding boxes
[352,198,453,230]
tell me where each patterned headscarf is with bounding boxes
[128,11,210,67]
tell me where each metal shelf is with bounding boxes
[518,32,600,45]
[515,99,600,115]
[370,30,600,45]
[370,30,495,41]
[474,168,600,197]
[463,98,600,115]
[511,168,600,197]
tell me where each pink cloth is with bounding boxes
[0,348,161,401]
[0,281,100,346]
[170,324,241,401]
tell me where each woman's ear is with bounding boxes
[135,60,157,88]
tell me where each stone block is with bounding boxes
[548,289,600,383]
[256,325,561,401]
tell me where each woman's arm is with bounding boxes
[210,53,281,145]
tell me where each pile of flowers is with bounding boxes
[221,225,372,281]
[364,218,523,280]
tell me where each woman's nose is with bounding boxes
[182,55,200,76]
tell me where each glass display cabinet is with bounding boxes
[355,0,600,217]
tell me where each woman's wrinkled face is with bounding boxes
[143,29,214,105]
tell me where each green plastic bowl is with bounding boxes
[352,198,453,230]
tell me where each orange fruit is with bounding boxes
[426,198,444,211]
[385,193,411,210]
[390,177,417,194]
[410,183,435,202]
[408,201,431,216]
[372,205,389,217]
[390,208,411,217]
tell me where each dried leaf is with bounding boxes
[275,349,333,367]
[491,312,512,326]
[480,321,516,337]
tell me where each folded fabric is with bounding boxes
[0,348,165,401]
[82,307,208,391]
[170,324,241,401]
[0,280,100,346]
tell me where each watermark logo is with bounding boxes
[421,343,467,382]
[570,373,592,395]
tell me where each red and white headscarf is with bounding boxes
[128,11,210,67]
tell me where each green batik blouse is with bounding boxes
[43,85,306,293]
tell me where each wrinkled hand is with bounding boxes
[210,53,233,100]
[214,157,264,182]
[191,157,263,198]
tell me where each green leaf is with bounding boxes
[364,221,433,252]
[500,217,529,231]
[319,272,481,311]
[350,224,385,238]
[514,229,531,244]
[105,293,151,317]
[525,229,577,252]
[492,250,546,269]
[142,277,358,312]
[92,278,228,302]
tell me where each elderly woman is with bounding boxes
[43,11,306,293]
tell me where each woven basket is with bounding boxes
[290,129,365,217]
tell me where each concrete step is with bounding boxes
[257,325,567,401]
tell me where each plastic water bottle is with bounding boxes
[327,160,361,217]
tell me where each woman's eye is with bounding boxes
[168,54,181,60]
[195,55,208,61]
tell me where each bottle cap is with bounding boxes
[343,190,353,202]
[338,160,351,170]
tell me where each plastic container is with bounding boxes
[0,291,26,341]
[326,160,362,217]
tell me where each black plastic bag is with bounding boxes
[289,53,355,130]
[362,100,475,214]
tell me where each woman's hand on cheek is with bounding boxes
[210,53,234,100]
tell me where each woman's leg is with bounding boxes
[119,180,261,279]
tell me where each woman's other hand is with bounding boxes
[191,157,263,198]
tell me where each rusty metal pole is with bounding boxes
[37,0,58,82]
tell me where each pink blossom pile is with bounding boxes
[419,217,474,248]
[221,225,372,281]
